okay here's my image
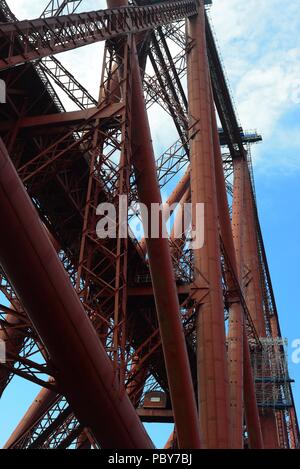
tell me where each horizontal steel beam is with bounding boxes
[0,1,198,71]
[0,103,122,131]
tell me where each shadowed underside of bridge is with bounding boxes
[0,0,298,449]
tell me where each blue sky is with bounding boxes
[0,0,300,449]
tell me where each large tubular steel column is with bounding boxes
[243,172,266,338]
[227,154,245,448]
[186,1,230,448]
[243,164,279,448]
[106,0,201,449]
[270,317,299,448]
[211,101,263,448]
[0,139,153,449]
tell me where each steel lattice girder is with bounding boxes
[0,1,199,70]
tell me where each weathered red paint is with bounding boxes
[107,0,201,450]
[0,138,153,449]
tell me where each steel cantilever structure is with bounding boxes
[0,0,298,449]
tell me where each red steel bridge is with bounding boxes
[0,0,298,449]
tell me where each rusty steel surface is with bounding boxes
[211,104,244,449]
[131,37,201,451]
[0,138,153,449]
[0,0,298,451]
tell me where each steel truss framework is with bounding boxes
[0,0,298,450]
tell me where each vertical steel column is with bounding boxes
[211,102,263,448]
[76,431,92,449]
[243,332,264,448]
[3,385,57,448]
[227,155,245,448]
[269,317,289,448]
[186,1,230,448]
[0,226,60,397]
[243,164,279,449]
[260,412,280,449]
[107,0,201,450]
[164,429,176,449]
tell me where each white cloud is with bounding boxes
[210,0,300,170]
